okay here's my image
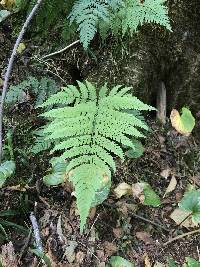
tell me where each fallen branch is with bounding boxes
[0,0,43,163]
[163,228,200,246]
[40,39,80,60]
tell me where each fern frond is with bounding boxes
[119,0,171,35]
[68,0,124,48]
[40,81,153,231]
[5,76,59,108]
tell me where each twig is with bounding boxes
[41,40,80,60]
[30,210,43,253]
[0,0,43,163]
[103,202,170,232]
[131,213,170,232]
[163,228,200,246]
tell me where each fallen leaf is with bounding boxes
[0,0,15,9]
[103,241,118,257]
[16,42,26,54]
[136,231,154,245]
[114,182,132,198]
[63,240,78,264]
[160,168,171,179]
[163,176,177,197]
[170,107,195,136]
[170,208,198,228]
[75,251,85,264]
[132,182,161,207]
[113,228,122,239]
[1,242,18,267]
[144,253,151,267]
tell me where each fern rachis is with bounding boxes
[39,81,154,231]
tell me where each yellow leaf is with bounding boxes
[114,182,132,198]
[16,42,26,54]
[0,0,15,9]
[170,107,195,136]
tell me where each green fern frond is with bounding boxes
[40,81,153,231]
[68,0,124,48]
[117,0,171,35]
[5,76,59,109]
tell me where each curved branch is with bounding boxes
[0,0,44,163]
[40,39,80,60]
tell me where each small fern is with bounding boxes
[38,81,154,231]
[5,77,59,108]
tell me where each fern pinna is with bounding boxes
[39,81,154,231]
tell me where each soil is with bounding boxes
[0,6,200,267]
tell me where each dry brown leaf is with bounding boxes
[113,227,122,239]
[136,231,154,245]
[160,168,171,179]
[132,183,145,204]
[170,208,198,228]
[114,182,132,198]
[163,175,177,197]
[103,241,118,257]
[1,242,18,267]
[75,251,85,264]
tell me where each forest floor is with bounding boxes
[0,26,200,267]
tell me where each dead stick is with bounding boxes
[0,0,43,163]
[40,39,80,60]
[163,228,200,246]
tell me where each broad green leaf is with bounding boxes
[143,183,161,207]
[167,257,178,267]
[184,257,200,267]
[132,182,161,207]
[170,107,195,135]
[108,256,135,267]
[126,139,144,159]
[30,249,52,267]
[179,190,200,223]
[0,160,15,188]
[0,10,10,22]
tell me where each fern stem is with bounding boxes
[0,0,44,163]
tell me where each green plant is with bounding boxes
[5,76,59,108]
[0,210,28,242]
[168,257,200,267]
[69,0,171,48]
[37,80,153,231]
[179,189,200,223]
[16,0,171,48]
